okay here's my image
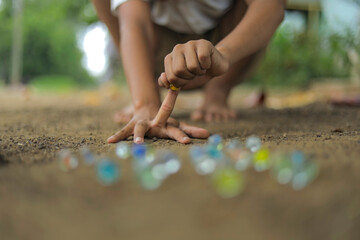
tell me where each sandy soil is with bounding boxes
[0,87,359,240]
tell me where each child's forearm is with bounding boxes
[216,0,285,66]
[118,1,161,111]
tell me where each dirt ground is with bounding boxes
[0,86,360,240]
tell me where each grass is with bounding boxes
[29,75,79,94]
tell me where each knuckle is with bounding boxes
[162,79,169,87]
[187,40,196,46]
[169,78,182,87]
[187,64,199,73]
[168,74,178,83]
[173,68,186,77]
[137,120,147,127]
[199,39,211,46]
[198,53,209,63]
[173,44,183,52]
[164,54,171,63]
[160,79,167,87]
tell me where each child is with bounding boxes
[91,0,285,144]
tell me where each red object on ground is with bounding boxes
[329,96,360,107]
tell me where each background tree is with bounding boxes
[1,0,98,86]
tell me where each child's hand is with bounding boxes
[158,39,230,89]
[107,89,209,144]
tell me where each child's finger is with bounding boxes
[107,121,135,143]
[196,42,212,70]
[172,51,195,79]
[158,72,170,89]
[164,54,189,87]
[166,126,191,144]
[185,46,206,75]
[133,120,149,144]
[152,88,179,126]
[179,122,210,139]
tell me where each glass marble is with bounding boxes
[156,150,181,175]
[96,158,120,185]
[80,147,95,166]
[253,148,271,172]
[206,145,223,160]
[245,135,262,153]
[208,134,223,150]
[115,142,130,159]
[291,157,318,190]
[145,147,156,164]
[225,140,244,152]
[195,157,217,175]
[136,166,162,190]
[151,164,169,180]
[189,146,206,163]
[272,153,293,184]
[132,144,147,160]
[234,149,253,171]
[225,140,252,171]
[189,146,217,175]
[212,167,244,198]
[58,149,78,171]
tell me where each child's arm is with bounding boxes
[217,0,285,65]
[117,1,161,112]
[107,0,209,144]
[158,0,285,89]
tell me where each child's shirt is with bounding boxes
[111,0,233,35]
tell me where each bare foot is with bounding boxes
[191,101,236,122]
[113,104,134,123]
[191,80,237,122]
[245,90,266,108]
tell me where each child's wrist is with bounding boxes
[134,101,160,112]
[215,45,231,65]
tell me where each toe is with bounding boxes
[229,110,236,119]
[214,113,221,122]
[113,112,122,123]
[205,112,214,122]
[222,111,229,122]
[191,109,204,121]
[113,112,133,124]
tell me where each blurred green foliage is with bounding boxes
[29,75,78,93]
[0,0,97,86]
[1,0,357,89]
[250,25,354,88]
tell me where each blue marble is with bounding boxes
[132,143,147,160]
[96,158,120,185]
[291,150,305,167]
[208,134,223,146]
[80,147,95,166]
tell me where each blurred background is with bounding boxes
[1,0,360,93]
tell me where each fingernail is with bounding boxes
[135,137,143,144]
[107,136,116,143]
[183,137,190,142]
